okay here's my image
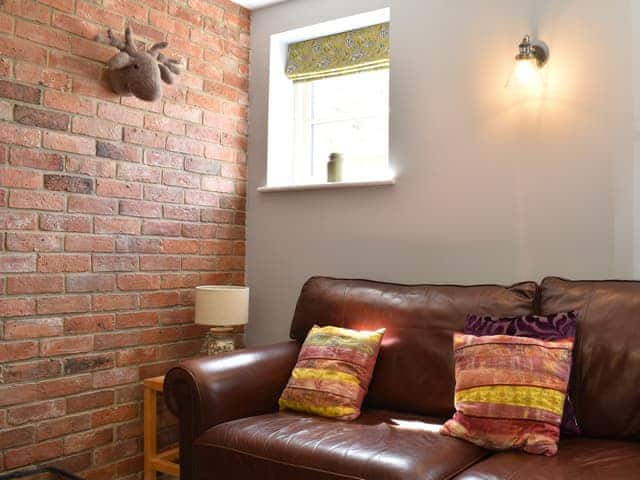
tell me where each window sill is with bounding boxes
[257,178,396,193]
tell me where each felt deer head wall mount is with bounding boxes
[96,26,183,102]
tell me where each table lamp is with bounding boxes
[195,285,249,355]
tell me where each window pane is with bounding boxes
[312,69,389,120]
[311,116,389,181]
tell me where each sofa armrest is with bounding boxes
[163,341,300,480]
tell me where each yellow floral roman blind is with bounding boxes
[285,23,390,82]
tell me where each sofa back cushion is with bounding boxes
[539,277,640,439]
[290,277,538,417]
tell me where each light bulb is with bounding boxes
[506,58,547,92]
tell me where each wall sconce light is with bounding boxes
[506,35,549,91]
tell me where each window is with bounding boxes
[264,9,393,190]
[293,69,390,184]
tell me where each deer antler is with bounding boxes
[96,26,137,55]
[158,53,183,75]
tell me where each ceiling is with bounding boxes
[234,0,288,9]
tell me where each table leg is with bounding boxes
[144,386,157,480]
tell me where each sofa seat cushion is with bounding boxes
[453,437,640,479]
[192,409,489,480]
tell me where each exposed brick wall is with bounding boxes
[0,0,249,476]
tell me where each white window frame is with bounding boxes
[261,8,395,191]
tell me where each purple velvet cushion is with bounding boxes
[465,311,580,436]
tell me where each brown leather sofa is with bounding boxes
[164,277,640,480]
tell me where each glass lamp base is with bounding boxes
[202,326,245,355]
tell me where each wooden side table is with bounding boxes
[144,375,180,480]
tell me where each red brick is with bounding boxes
[164,102,202,123]
[201,208,234,224]
[116,274,161,291]
[43,131,96,155]
[0,211,37,230]
[97,103,144,127]
[92,404,138,428]
[70,36,114,63]
[93,294,138,312]
[185,157,220,175]
[68,196,118,215]
[66,391,114,414]
[6,232,61,252]
[0,426,35,449]
[66,274,115,293]
[66,156,116,178]
[3,0,50,23]
[144,184,183,204]
[140,326,181,344]
[205,143,235,162]
[103,0,147,22]
[64,314,114,335]
[49,51,103,78]
[7,399,65,425]
[44,174,94,194]
[0,385,36,410]
[96,179,142,199]
[144,114,185,135]
[38,295,92,315]
[168,2,202,27]
[144,150,183,169]
[65,235,114,253]
[64,428,113,455]
[38,374,93,399]
[123,127,167,149]
[202,175,235,193]
[94,216,141,235]
[64,353,115,374]
[37,414,91,442]
[140,255,181,271]
[141,219,181,237]
[0,123,41,147]
[0,12,13,34]
[52,12,101,39]
[185,190,219,207]
[0,37,47,64]
[140,291,181,309]
[75,0,124,30]
[182,256,216,271]
[166,206,201,223]
[39,0,75,13]
[38,254,91,273]
[39,336,93,357]
[217,224,245,240]
[3,359,62,383]
[4,439,63,469]
[94,331,139,350]
[117,163,161,184]
[44,90,96,116]
[115,237,160,253]
[116,312,158,328]
[95,438,139,467]
[116,346,157,366]
[0,254,36,273]
[0,167,40,189]
[93,368,138,388]
[4,318,63,340]
[10,147,64,171]
[218,255,245,271]
[15,19,70,51]
[160,308,195,326]
[72,116,122,140]
[159,339,201,360]
[188,58,223,82]
[150,9,190,37]
[182,223,217,238]
[119,200,162,218]
[160,273,200,289]
[7,275,64,294]
[0,341,38,363]
[40,214,92,233]
[93,255,138,272]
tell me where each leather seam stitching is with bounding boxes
[193,441,365,479]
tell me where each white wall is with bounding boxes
[246,0,636,345]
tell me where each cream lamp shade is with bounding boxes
[195,286,249,327]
